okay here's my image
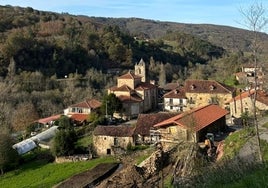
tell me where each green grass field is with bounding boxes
[0,156,116,188]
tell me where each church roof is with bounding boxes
[118,71,142,80]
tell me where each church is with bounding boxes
[108,59,158,119]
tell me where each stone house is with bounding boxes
[108,59,158,119]
[93,125,135,156]
[64,99,101,124]
[184,79,235,110]
[153,104,228,146]
[228,90,268,118]
[163,88,187,112]
[134,112,179,145]
[235,64,264,89]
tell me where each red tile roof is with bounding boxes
[70,114,89,122]
[163,88,186,98]
[256,91,268,105]
[118,71,141,80]
[227,90,254,103]
[161,82,180,91]
[37,114,62,124]
[110,85,133,92]
[185,79,235,94]
[94,125,134,137]
[70,99,101,109]
[134,112,180,136]
[118,93,143,103]
[228,90,268,105]
[135,82,158,90]
[154,104,228,132]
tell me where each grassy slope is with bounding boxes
[209,128,268,188]
[0,157,116,188]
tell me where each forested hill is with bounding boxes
[0,5,267,80]
[87,17,268,53]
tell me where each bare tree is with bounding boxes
[239,1,268,163]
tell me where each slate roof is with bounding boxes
[94,125,135,137]
[185,79,235,94]
[134,112,180,136]
[154,104,228,132]
[70,99,102,109]
[163,88,186,99]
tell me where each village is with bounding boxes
[12,58,267,162]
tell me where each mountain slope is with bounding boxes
[86,17,268,53]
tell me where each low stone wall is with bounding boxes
[55,154,92,163]
[135,143,166,178]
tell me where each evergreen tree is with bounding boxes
[0,133,19,175]
[52,116,77,157]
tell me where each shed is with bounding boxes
[154,104,228,143]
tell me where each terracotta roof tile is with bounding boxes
[135,82,158,90]
[185,79,235,94]
[163,88,186,98]
[70,114,88,122]
[134,112,180,136]
[37,114,62,124]
[118,94,143,103]
[154,104,228,132]
[110,85,133,92]
[70,99,102,109]
[228,90,268,105]
[94,125,134,137]
[118,71,141,80]
[161,83,180,91]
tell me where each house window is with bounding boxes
[107,149,111,155]
[104,137,106,140]
[179,99,183,104]
[114,137,118,146]
[169,98,173,105]
[189,97,194,104]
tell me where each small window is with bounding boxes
[114,137,118,146]
[104,137,106,140]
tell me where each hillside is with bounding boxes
[86,17,268,53]
[0,5,266,122]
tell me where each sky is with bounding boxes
[2,0,268,29]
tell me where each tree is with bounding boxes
[158,63,166,88]
[0,133,19,175]
[52,116,77,157]
[11,102,39,138]
[239,1,268,163]
[101,93,122,117]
